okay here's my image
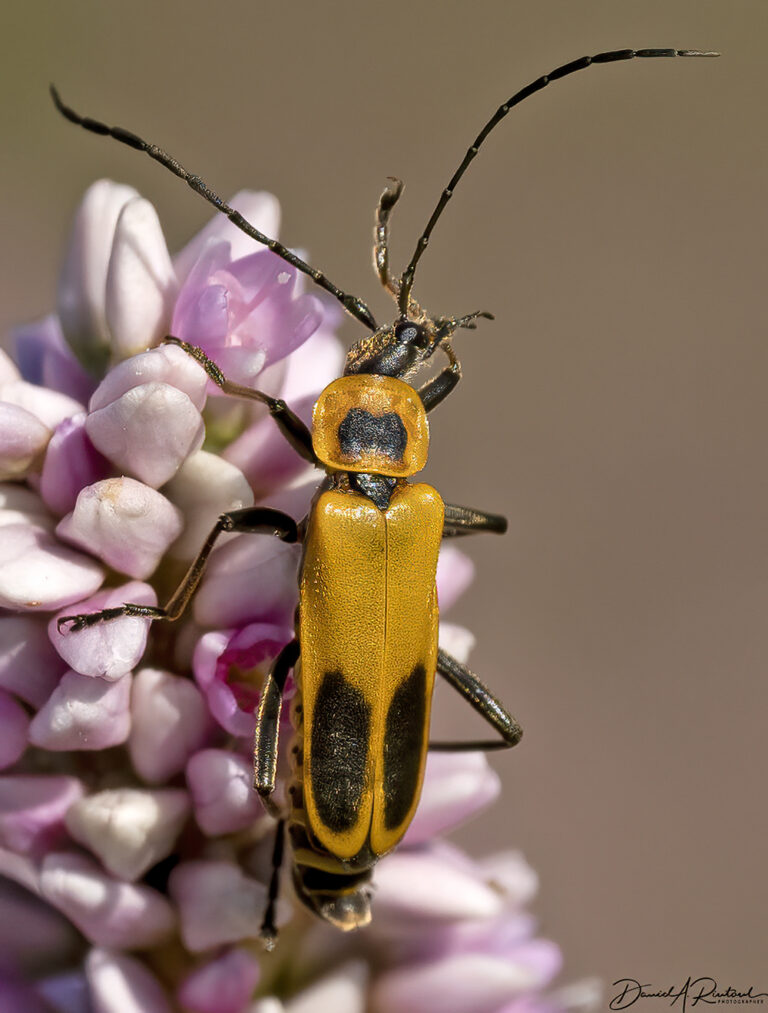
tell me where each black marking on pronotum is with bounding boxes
[338,408,408,462]
[311,671,371,833]
[383,663,428,830]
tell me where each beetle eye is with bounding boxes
[394,321,430,349]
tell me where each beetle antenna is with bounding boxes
[49,85,378,332]
[397,47,719,316]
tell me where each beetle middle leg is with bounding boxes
[58,507,299,631]
[253,638,300,815]
[164,336,318,464]
[430,648,523,751]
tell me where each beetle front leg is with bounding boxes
[373,177,404,297]
[253,639,300,816]
[430,648,522,751]
[418,344,461,413]
[164,337,318,464]
[58,507,299,632]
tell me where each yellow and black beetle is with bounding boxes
[54,46,717,940]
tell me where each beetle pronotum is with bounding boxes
[53,47,717,943]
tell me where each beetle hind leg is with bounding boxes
[259,818,286,949]
[430,648,523,751]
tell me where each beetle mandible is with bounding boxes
[53,46,718,942]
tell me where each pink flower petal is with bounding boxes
[65,788,189,881]
[105,197,177,360]
[436,545,475,613]
[372,844,504,926]
[0,846,41,893]
[0,690,30,769]
[258,475,321,520]
[164,450,253,561]
[28,670,132,751]
[41,852,175,949]
[186,749,264,836]
[278,314,346,404]
[171,242,230,348]
[437,622,476,664]
[477,851,539,909]
[370,952,549,1013]
[194,536,300,628]
[173,191,281,282]
[85,383,204,488]
[89,343,208,413]
[49,581,157,680]
[40,413,112,517]
[0,523,104,611]
[0,348,21,384]
[224,394,315,498]
[284,964,367,1013]
[0,775,84,856]
[0,879,82,980]
[57,179,140,372]
[249,1001,284,1013]
[13,314,96,404]
[57,478,183,579]
[0,616,67,707]
[404,751,501,846]
[0,380,83,431]
[35,971,92,1013]
[193,623,294,738]
[0,485,54,530]
[177,947,260,1013]
[0,975,51,1013]
[173,243,322,387]
[86,950,173,1013]
[169,859,268,952]
[0,403,50,480]
[129,668,214,784]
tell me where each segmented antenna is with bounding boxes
[397,47,719,315]
[50,86,378,331]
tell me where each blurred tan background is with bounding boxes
[2,0,766,991]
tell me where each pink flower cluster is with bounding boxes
[0,180,579,1012]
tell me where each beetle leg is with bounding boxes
[418,343,461,413]
[57,507,299,632]
[253,639,300,815]
[429,648,522,751]
[164,337,318,464]
[442,503,508,537]
[259,818,286,950]
[418,363,460,413]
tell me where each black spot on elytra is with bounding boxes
[311,671,371,833]
[383,663,427,830]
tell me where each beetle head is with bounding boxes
[344,310,492,380]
